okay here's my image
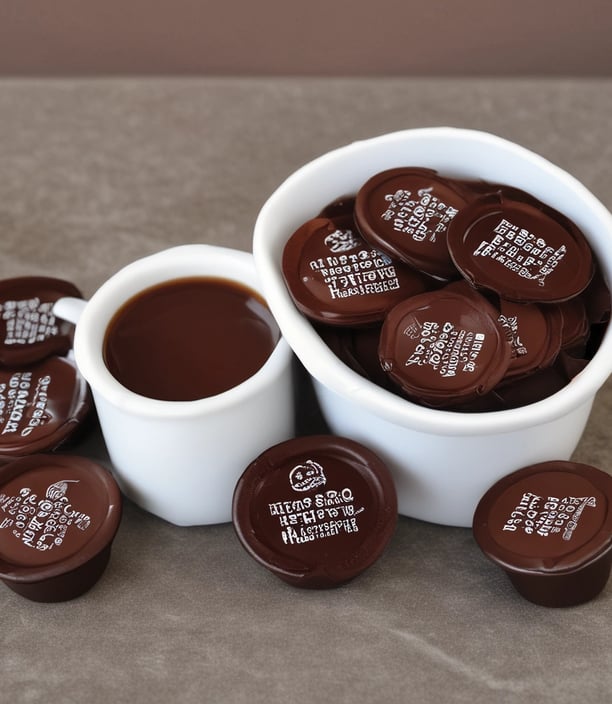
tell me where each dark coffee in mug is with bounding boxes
[103,277,280,401]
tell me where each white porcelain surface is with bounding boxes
[253,127,612,527]
[58,244,295,526]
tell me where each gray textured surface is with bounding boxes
[1,78,611,703]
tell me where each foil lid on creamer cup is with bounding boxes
[0,355,92,460]
[378,288,511,406]
[444,279,564,382]
[582,263,611,325]
[0,277,83,366]
[0,454,122,601]
[354,167,472,280]
[317,195,357,220]
[282,214,431,326]
[496,298,563,381]
[473,461,612,607]
[557,296,591,353]
[232,435,397,588]
[447,193,594,302]
[316,323,397,392]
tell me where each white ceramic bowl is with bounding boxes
[253,127,612,527]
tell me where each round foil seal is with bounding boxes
[232,435,397,588]
[0,277,83,366]
[0,454,122,601]
[490,353,587,410]
[496,299,563,380]
[0,355,92,459]
[581,264,611,325]
[378,288,511,406]
[282,214,430,325]
[473,461,612,607]
[447,193,594,302]
[317,195,357,220]
[316,324,396,392]
[557,297,591,353]
[354,167,471,279]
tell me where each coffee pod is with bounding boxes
[496,299,563,380]
[453,181,549,207]
[282,214,430,325]
[232,435,397,588]
[378,288,511,406]
[557,297,591,353]
[354,167,470,280]
[473,460,612,607]
[581,263,611,325]
[317,195,357,220]
[449,352,588,412]
[490,353,587,410]
[0,277,83,366]
[0,454,122,601]
[316,323,397,392]
[0,355,92,460]
[447,192,594,302]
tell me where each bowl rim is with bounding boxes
[253,126,612,437]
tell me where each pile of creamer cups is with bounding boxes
[0,128,611,607]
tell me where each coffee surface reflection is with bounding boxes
[103,277,280,401]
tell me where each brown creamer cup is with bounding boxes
[473,460,612,607]
[0,454,122,602]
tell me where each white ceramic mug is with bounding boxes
[54,244,295,526]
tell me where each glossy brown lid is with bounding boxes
[232,435,397,588]
[447,193,594,302]
[378,288,511,406]
[316,323,398,392]
[473,461,612,576]
[491,353,587,410]
[317,195,357,220]
[0,355,92,458]
[497,299,563,380]
[452,180,551,207]
[0,277,83,366]
[440,280,562,380]
[0,454,122,584]
[557,296,591,352]
[354,167,470,280]
[581,263,611,324]
[282,214,431,325]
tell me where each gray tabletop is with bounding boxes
[1,78,611,704]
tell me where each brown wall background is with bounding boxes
[0,0,611,76]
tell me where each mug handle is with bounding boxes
[53,297,88,324]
